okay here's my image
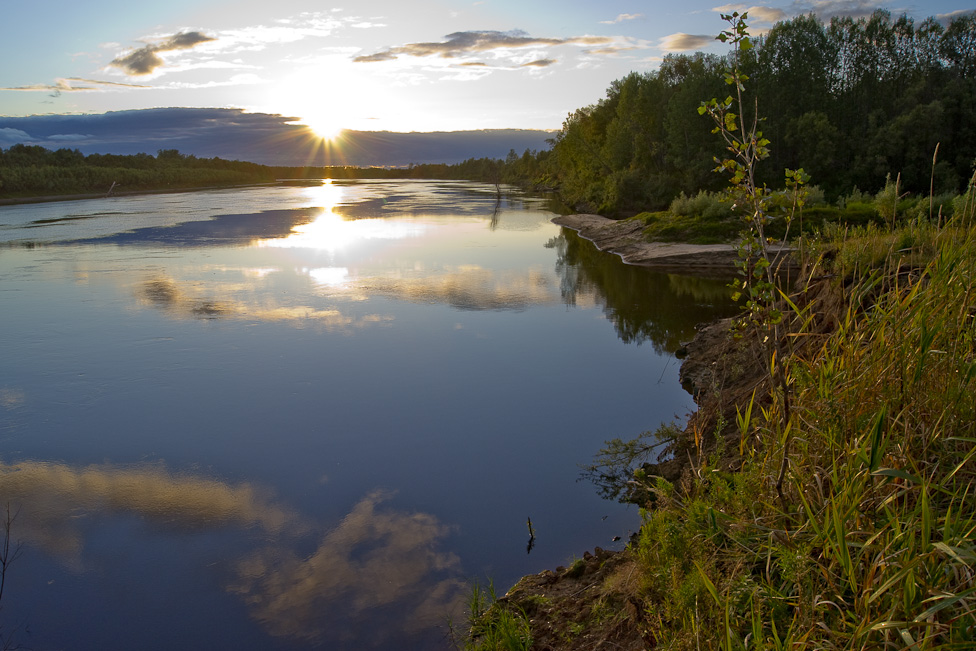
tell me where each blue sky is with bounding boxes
[2,1,973,134]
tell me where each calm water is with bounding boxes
[0,180,737,649]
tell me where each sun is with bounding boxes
[302,115,345,141]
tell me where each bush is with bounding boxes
[669,190,734,220]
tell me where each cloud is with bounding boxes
[0,108,553,166]
[584,45,640,56]
[712,4,787,23]
[0,127,32,144]
[110,31,217,75]
[522,58,556,68]
[659,33,715,52]
[600,13,644,24]
[0,77,150,93]
[937,9,976,21]
[353,29,612,63]
[47,133,92,141]
[782,0,888,20]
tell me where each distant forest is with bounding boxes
[0,143,516,199]
[2,10,974,216]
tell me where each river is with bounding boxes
[0,180,737,649]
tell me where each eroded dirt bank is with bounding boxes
[551,213,739,269]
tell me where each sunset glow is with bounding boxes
[7,1,966,135]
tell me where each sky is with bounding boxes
[1,0,973,136]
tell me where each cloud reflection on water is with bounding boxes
[0,461,465,645]
[230,489,465,645]
[0,460,300,564]
[137,275,394,330]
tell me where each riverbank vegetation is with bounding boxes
[463,9,976,651]
[0,146,283,198]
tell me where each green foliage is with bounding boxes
[532,8,976,215]
[628,221,976,649]
[579,423,683,503]
[638,210,740,244]
[0,145,278,197]
[611,14,976,650]
[700,11,806,339]
[668,190,735,220]
[462,580,532,651]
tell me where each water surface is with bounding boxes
[0,180,737,649]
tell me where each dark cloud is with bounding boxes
[110,31,217,76]
[354,29,611,62]
[0,108,552,166]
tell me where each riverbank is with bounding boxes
[551,213,739,269]
[481,219,976,650]
[485,314,744,651]
[477,216,752,650]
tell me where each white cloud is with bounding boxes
[712,4,787,23]
[936,8,976,21]
[599,13,644,25]
[784,1,888,20]
[659,33,715,52]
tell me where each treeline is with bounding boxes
[540,9,976,215]
[0,145,283,197]
[0,143,544,199]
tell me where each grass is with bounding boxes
[466,183,976,650]
[637,185,970,246]
[457,580,532,651]
[622,217,976,649]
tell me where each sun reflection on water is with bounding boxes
[259,180,427,252]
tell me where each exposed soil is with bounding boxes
[551,213,740,269]
[499,547,650,651]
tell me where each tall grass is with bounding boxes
[457,580,532,651]
[631,220,976,649]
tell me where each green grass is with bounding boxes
[624,218,976,649]
[636,187,975,246]
[458,580,532,651]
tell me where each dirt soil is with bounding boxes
[499,546,651,651]
[551,213,740,269]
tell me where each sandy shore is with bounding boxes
[551,213,740,269]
